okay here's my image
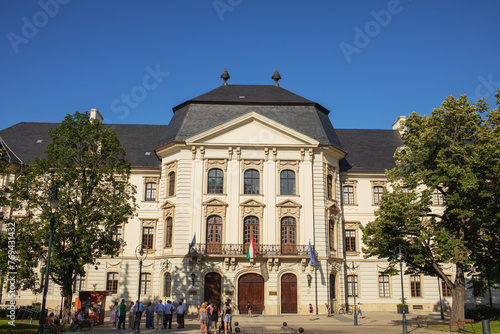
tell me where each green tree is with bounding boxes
[9,111,136,322]
[362,89,500,326]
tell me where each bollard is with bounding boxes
[482,320,490,334]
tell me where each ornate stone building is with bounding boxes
[1,75,496,314]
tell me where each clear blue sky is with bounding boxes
[1,0,499,130]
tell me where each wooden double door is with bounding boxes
[204,272,222,308]
[238,274,264,314]
[281,273,297,313]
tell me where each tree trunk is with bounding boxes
[61,286,74,324]
[449,267,466,329]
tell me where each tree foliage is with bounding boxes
[9,111,136,318]
[362,88,500,324]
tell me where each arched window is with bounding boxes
[329,220,335,251]
[164,272,172,297]
[244,216,259,254]
[280,170,295,195]
[327,175,333,199]
[206,215,223,253]
[281,217,296,254]
[165,217,173,247]
[244,169,260,194]
[168,172,175,197]
[208,168,224,194]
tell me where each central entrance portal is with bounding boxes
[238,273,264,314]
[281,273,297,313]
[204,272,222,308]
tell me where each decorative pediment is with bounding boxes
[203,198,228,219]
[276,199,302,208]
[202,198,228,207]
[161,200,175,210]
[240,199,265,207]
[186,112,319,147]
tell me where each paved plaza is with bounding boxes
[89,312,451,334]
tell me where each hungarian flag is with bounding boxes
[246,234,256,259]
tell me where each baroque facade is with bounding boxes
[1,80,497,315]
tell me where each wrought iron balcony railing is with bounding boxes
[188,243,310,257]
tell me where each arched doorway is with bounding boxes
[238,273,264,314]
[204,272,222,308]
[281,273,297,313]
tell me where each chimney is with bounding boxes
[392,116,407,136]
[90,109,104,122]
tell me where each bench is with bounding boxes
[416,315,428,327]
[457,318,475,334]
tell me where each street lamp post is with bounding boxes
[347,261,359,326]
[135,244,147,333]
[37,186,59,334]
[395,245,408,334]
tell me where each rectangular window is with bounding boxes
[141,273,151,295]
[145,182,157,201]
[74,274,86,294]
[410,275,421,297]
[347,275,358,297]
[373,186,384,205]
[112,226,122,242]
[142,227,154,249]
[343,185,354,204]
[379,275,390,297]
[345,229,356,252]
[442,276,452,297]
[433,188,444,205]
[107,272,119,294]
[114,181,125,198]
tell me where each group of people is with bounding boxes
[197,299,234,334]
[109,298,186,330]
[43,312,63,333]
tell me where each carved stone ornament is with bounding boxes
[371,180,386,187]
[164,161,178,175]
[203,198,228,220]
[205,159,227,172]
[277,199,301,220]
[241,160,264,173]
[141,219,157,228]
[278,160,299,173]
[241,199,265,221]
[161,200,175,220]
[144,176,159,184]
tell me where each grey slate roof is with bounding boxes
[161,85,344,151]
[0,122,166,168]
[336,129,403,172]
[0,86,402,173]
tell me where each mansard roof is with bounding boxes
[0,122,166,168]
[336,129,403,172]
[160,85,344,150]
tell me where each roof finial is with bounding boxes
[272,69,281,86]
[221,68,230,86]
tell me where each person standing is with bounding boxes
[118,299,127,330]
[164,300,175,329]
[211,303,219,334]
[325,303,331,317]
[110,301,118,329]
[222,301,232,334]
[309,304,314,320]
[206,302,213,333]
[247,301,252,318]
[145,302,154,329]
[176,301,185,328]
[155,300,165,330]
[128,301,136,329]
[198,302,208,334]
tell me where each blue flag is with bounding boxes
[309,241,316,266]
[188,234,196,253]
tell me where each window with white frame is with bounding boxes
[343,185,355,204]
[347,275,358,297]
[433,188,444,205]
[74,273,86,294]
[140,273,151,295]
[373,186,384,205]
[345,229,356,252]
[379,275,390,297]
[410,275,421,297]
